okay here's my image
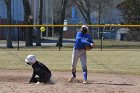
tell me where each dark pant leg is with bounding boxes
[30,77,39,83]
[39,73,51,83]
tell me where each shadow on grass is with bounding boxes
[70,79,134,86]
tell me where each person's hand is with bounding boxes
[90,43,95,48]
[90,43,93,46]
[86,43,94,51]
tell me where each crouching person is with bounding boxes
[25,54,52,84]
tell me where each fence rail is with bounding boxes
[0,24,140,51]
[0,24,140,27]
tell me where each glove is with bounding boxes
[86,43,94,51]
[86,46,92,51]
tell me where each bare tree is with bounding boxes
[22,0,33,46]
[73,0,92,24]
[53,0,74,23]
[5,0,13,48]
[36,0,43,46]
[72,0,113,24]
[55,0,68,50]
[117,0,140,41]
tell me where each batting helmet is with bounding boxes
[25,54,36,65]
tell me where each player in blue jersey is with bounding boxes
[68,25,95,84]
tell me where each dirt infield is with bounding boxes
[0,70,140,93]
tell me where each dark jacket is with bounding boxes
[30,61,51,83]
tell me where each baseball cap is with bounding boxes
[81,25,88,29]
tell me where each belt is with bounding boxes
[74,48,86,50]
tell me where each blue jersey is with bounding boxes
[74,31,94,50]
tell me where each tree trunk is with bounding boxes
[5,0,13,48]
[56,0,67,50]
[75,0,92,25]
[36,0,43,46]
[22,0,33,46]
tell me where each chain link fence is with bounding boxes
[0,25,140,51]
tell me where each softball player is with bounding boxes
[68,25,95,84]
[25,54,52,84]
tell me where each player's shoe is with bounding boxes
[83,80,88,84]
[68,77,75,82]
[36,81,40,84]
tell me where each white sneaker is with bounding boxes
[36,81,40,84]
[83,80,88,84]
[68,77,75,82]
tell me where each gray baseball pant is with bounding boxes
[71,48,87,73]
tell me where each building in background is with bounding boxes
[0,0,53,40]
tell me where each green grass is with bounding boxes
[0,48,140,75]
[95,40,140,48]
[95,40,140,45]
[0,39,140,49]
